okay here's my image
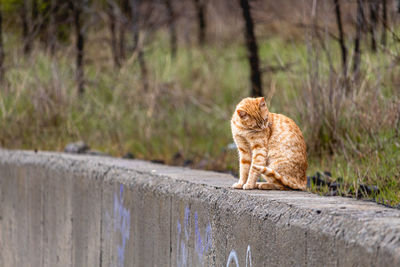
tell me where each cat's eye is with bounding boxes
[237,110,248,119]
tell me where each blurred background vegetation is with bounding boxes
[0,0,399,205]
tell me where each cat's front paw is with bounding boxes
[232,182,244,189]
[243,183,256,190]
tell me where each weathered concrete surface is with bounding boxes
[1,150,400,267]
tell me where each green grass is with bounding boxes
[0,30,399,205]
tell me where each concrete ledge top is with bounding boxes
[1,149,400,261]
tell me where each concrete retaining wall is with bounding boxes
[1,150,400,267]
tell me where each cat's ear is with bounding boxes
[237,110,247,119]
[259,97,269,120]
[259,97,267,108]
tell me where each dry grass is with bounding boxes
[0,26,399,204]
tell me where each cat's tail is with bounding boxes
[252,165,306,190]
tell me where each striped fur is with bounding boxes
[253,165,306,190]
[231,97,308,190]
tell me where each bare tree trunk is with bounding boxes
[137,50,148,91]
[129,0,148,91]
[32,0,38,34]
[353,0,364,76]
[239,0,262,97]
[118,25,126,61]
[119,0,129,61]
[73,0,85,94]
[333,0,347,76]
[107,0,120,68]
[164,0,177,58]
[398,0,400,13]
[369,0,379,52]
[48,0,57,55]
[381,0,387,47]
[22,1,31,55]
[130,0,139,51]
[193,0,206,46]
[0,2,4,83]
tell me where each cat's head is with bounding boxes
[235,97,269,130]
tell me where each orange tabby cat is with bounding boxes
[231,97,307,190]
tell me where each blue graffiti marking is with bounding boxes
[194,211,212,264]
[184,206,190,240]
[113,184,131,267]
[177,205,213,267]
[246,245,252,267]
[226,245,252,267]
[226,249,239,267]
